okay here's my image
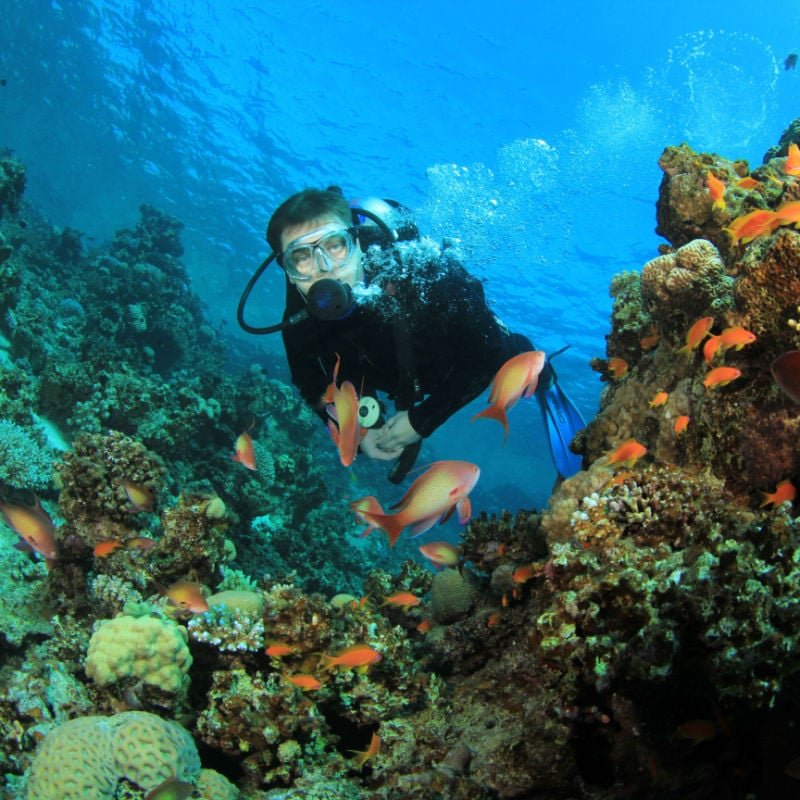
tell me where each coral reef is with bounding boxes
[5,121,800,800]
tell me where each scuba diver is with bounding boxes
[238,186,585,483]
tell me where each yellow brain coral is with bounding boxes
[85,614,192,692]
[25,711,201,800]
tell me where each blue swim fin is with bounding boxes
[536,354,586,479]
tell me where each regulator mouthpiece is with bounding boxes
[306,279,356,321]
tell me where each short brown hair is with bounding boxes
[266,188,352,256]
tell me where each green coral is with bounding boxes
[0,419,54,490]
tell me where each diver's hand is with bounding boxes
[360,428,404,461]
[376,411,422,452]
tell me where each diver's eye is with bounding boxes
[289,247,313,269]
[322,235,348,258]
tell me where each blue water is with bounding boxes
[1,0,797,507]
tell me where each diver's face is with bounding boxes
[280,217,363,297]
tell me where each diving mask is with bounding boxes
[280,225,358,282]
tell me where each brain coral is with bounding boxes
[86,614,192,692]
[640,239,733,327]
[431,568,477,624]
[198,768,240,799]
[25,711,200,799]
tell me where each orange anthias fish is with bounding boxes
[120,479,155,513]
[266,642,298,658]
[649,391,669,408]
[774,199,800,227]
[640,333,660,350]
[162,580,209,613]
[718,326,757,353]
[470,350,546,442]
[785,142,800,175]
[607,357,629,379]
[350,731,381,770]
[94,539,124,558]
[323,354,364,467]
[144,777,196,800]
[771,350,800,404]
[320,643,382,672]
[512,563,536,585]
[284,673,322,691]
[678,316,714,358]
[124,536,156,551]
[383,591,422,611]
[724,209,781,245]
[418,541,459,568]
[231,430,257,471]
[735,176,761,190]
[0,495,58,560]
[705,171,726,211]
[673,415,690,436]
[703,366,742,390]
[703,335,723,364]
[352,460,480,546]
[605,439,648,469]
[350,495,384,538]
[760,479,797,508]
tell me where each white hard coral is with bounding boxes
[641,239,732,320]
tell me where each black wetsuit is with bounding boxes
[281,244,530,438]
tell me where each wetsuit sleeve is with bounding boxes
[281,323,330,424]
[406,262,512,438]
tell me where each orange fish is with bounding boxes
[350,731,380,770]
[266,642,298,658]
[724,209,781,245]
[145,777,196,800]
[350,495,384,538]
[120,479,154,513]
[418,541,459,568]
[416,619,432,633]
[284,673,322,691]
[674,719,718,745]
[94,539,124,558]
[735,176,761,190]
[760,479,797,508]
[145,777,195,800]
[470,350,546,442]
[0,495,58,560]
[639,333,660,350]
[231,430,257,471]
[705,171,726,211]
[785,142,800,175]
[124,536,156,551]
[718,326,756,352]
[320,643,382,672]
[607,357,629,379]
[673,415,690,436]
[703,366,742,390]
[648,391,669,408]
[774,199,800,227]
[487,612,502,628]
[771,350,800,404]
[352,460,480,546]
[605,439,648,469]
[512,563,536,585]
[162,580,209,613]
[323,354,364,467]
[703,335,722,364]
[383,591,421,611]
[678,316,714,358]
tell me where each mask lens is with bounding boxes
[282,228,355,281]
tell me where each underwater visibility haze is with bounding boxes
[1,1,800,798]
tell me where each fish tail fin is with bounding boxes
[470,405,509,441]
